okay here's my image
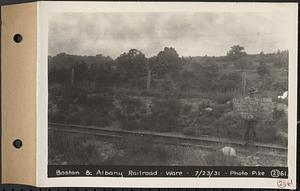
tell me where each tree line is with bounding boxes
[49,45,289,96]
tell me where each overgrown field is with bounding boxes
[48,47,289,149]
[49,88,288,146]
[48,131,286,166]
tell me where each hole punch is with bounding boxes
[13,139,22,149]
[13,34,23,43]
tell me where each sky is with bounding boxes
[48,12,290,58]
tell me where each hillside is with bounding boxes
[48,47,289,147]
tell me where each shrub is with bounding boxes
[86,94,114,111]
[210,111,243,141]
[119,96,144,114]
[49,112,66,123]
[120,118,140,130]
[142,98,182,132]
[49,131,120,165]
[60,87,88,106]
[181,104,192,115]
[215,93,234,104]
[108,135,171,165]
[49,132,95,164]
[118,96,144,130]
[183,127,199,136]
[255,116,287,146]
[76,107,113,127]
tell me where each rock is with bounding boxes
[220,146,236,157]
[205,107,213,112]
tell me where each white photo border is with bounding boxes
[37,1,298,189]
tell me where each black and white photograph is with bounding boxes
[47,8,292,170]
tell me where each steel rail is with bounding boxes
[49,123,287,159]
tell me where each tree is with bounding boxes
[190,60,219,91]
[257,61,271,88]
[116,49,147,88]
[218,72,241,93]
[95,62,115,88]
[73,61,88,86]
[226,45,247,61]
[257,62,270,78]
[145,56,159,91]
[178,71,197,93]
[152,47,182,78]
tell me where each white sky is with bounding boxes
[48,12,290,58]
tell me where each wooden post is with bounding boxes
[242,71,247,96]
[147,69,152,92]
[71,67,74,86]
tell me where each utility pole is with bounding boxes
[147,69,152,92]
[71,67,74,86]
[241,71,247,96]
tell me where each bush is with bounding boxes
[49,131,123,165]
[108,135,170,165]
[50,88,115,127]
[142,98,182,132]
[60,87,88,106]
[86,94,114,111]
[49,112,66,123]
[120,118,140,130]
[256,116,287,146]
[183,127,199,136]
[49,132,96,164]
[215,93,234,104]
[119,96,144,114]
[181,104,193,115]
[118,96,144,130]
[210,111,243,141]
[74,107,113,127]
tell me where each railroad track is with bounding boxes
[49,123,287,159]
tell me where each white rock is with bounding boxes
[205,107,213,112]
[220,146,236,157]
